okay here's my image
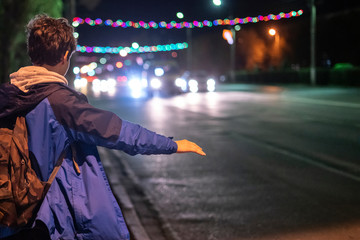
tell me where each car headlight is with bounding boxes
[188,79,198,93]
[150,78,162,89]
[175,78,187,91]
[207,78,216,86]
[107,78,117,87]
[128,78,142,90]
[74,78,88,89]
[207,78,216,92]
[188,79,198,87]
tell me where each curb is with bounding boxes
[99,147,152,240]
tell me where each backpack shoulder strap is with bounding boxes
[13,116,66,188]
[46,150,67,185]
[11,116,29,159]
[47,142,80,184]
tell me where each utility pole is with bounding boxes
[213,0,236,82]
[230,28,236,82]
[186,28,192,72]
[310,0,316,85]
[63,0,76,21]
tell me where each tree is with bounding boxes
[237,28,267,70]
[0,0,63,84]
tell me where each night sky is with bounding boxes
[74,0,360,66]
[76,0,360,22]
[75,0,360,45]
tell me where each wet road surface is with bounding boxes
[90,85,360,240]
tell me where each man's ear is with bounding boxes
[63,50,69,63]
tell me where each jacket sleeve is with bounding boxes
[48,87,177,155]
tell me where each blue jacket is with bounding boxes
[0,83,177,239]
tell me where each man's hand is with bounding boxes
[175,139,206,156]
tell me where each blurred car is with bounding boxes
[178,71,217,93]
[148,66,184,97]
[126,75,151,99]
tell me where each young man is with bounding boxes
[0,14,205,239]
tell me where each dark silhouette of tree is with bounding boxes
[0,0,63,84]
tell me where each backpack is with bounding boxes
[0,116,64,227]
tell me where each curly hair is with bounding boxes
[26,14,77,66]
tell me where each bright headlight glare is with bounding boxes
[207,78,216,86]
[92,79,101,87]
[107,78,116,87]
[128,78,142,90]
[175,78,187,91]
[189,79,198,93]
[188,79,198,88]
[207,85,215,92]
[141,78,148,88]
[100,80,109,92]
[175,78,185,87]
[189,86,198,93]
[154,68,164,77]
[74,78,88,89]
[150,78,162,89]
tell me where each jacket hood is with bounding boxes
[10,66,68,92]
[0,83,69,119]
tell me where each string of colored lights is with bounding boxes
[76,42,188,54]
[72,10,303,29]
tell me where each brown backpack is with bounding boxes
[0,116,64,227]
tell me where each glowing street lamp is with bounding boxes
[268,28,280,66]
[177,12,192,71]
[176,12,184,19]
[132,42,139,49]
[214,0,235,81]
[119,49,128,57]
[213,0,222,6]
[268,28,276,36]
[268,28,280,46]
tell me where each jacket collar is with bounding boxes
[0,83,69,119]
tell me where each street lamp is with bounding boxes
[213,0,221,6]
[268,28,281,69]
[176,12,184,19]
[268,28,276,36]
[269,28,280,54]
[268,28,280,48]
[176,12,192,72]
[214,0,236,82]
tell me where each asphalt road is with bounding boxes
[89,84,360,240]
